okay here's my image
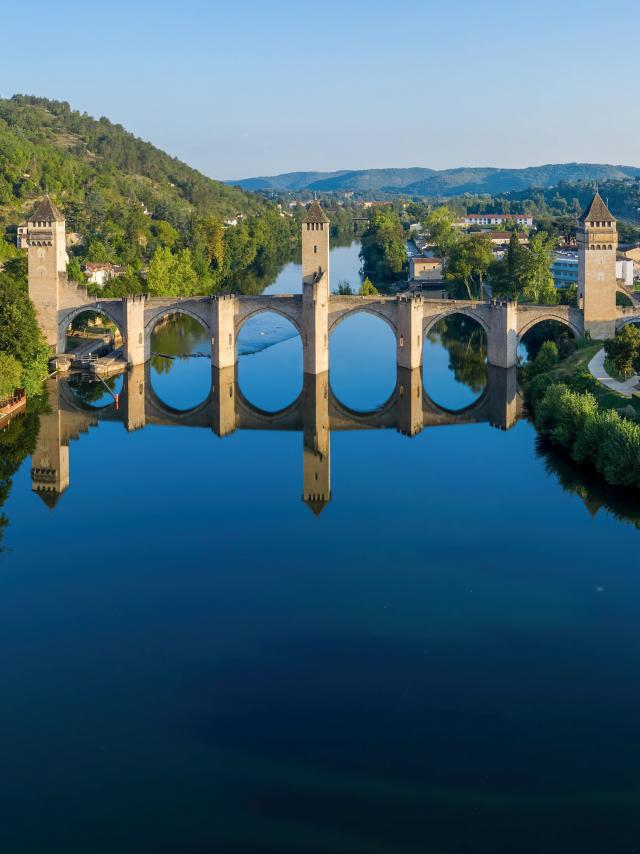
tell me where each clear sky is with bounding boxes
[2,0,638,180]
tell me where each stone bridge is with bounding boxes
[26,191,639,381]
[56,286,588,376]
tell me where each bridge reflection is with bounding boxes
[33,363,521,515]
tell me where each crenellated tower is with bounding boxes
[23,196,68,350]
[31,380,69,508]
[302,200,330,374]
[577,191,618,340]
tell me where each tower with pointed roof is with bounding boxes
[302,372,331,516]
[22,196,68,349]
[31,380,69,509]
[577,191,618,339]
[302,200,330,374]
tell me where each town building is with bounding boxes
[463,213,534,228]
[83,261,126,287]
[409,256,443,282]
[617,258,634,288]
[551,251,578,288]
[486,231,529,246]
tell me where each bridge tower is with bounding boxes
[23,196,68,350]
[302,200,330,375]
[578,191,618,340]
[31,379,69,507]
[302,372,331,515]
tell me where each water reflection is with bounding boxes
[28,363,518,519]
[423,314,487,411]
[329,313,397,413]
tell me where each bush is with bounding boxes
[549,389,598,451]
[598,418,640,488]
[568,370,600,395]
[572,408,619,466]
[522,340,558,383]
[0,353,23,399]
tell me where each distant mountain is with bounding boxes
[229,163,640,197]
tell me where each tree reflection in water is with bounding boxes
[537,437,640,528]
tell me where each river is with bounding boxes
[1,242,640,853]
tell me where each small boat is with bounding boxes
[0,389,27,428]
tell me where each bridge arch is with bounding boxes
[422,307,491,339]
[145,306,211,340]
[517,312,583,343]
[328,305,398,336]
[616,314,640,331]
[58,302,125,352]
[235,306,303,339]
[422,310,489,412]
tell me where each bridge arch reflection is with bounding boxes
[45,361,521,516]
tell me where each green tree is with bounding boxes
[335,280,354,295]
[67,256,84,283]
[146,246,175,296]
[0,271,50,395]
[0,353,23,398]
[604,324,640,376]
[490,231,526,299]
[445,233,493,300]
[360,207,406,282]
[521,232,557,304]
[423,206,458,256]
[359,277,378,295]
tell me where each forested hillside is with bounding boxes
[0,95,294,295]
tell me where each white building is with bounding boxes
[463,213,534,228]
[616,258,635,287]
[83,262,126,287]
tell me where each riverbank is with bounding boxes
[522,340,640,488]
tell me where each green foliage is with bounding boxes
[429,314,487,392]
[66,256,83,283]
[422,206,457,256]
[335,280,354,295]
[604,325,640,376]
[445,233,493,300]
[360,207,406,282]
[523,340,640,490]
[359,277,378,296]
[0,95,293,297]
[0,267,49,395]
[491,230,557,303]
[0,353,23,398]
[0,409,41,552]
[522,341,559,385]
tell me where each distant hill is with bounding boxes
[229,163,640,197]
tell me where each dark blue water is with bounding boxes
[2,243,640,853]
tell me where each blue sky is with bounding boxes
[1,0,638,179]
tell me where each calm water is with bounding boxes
[2,243,640,853]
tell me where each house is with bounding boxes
[409,256,443,282]
[83,262,126,287]
[486,231,529,246]
[463,213,534,228]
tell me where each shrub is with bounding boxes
[572,408,619,466]
[0,353,23,399]
[549,389,598,451]
[534,383,568,439]
[522,340,558,383]
[568,370,599,395]
[598,418,640,488]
